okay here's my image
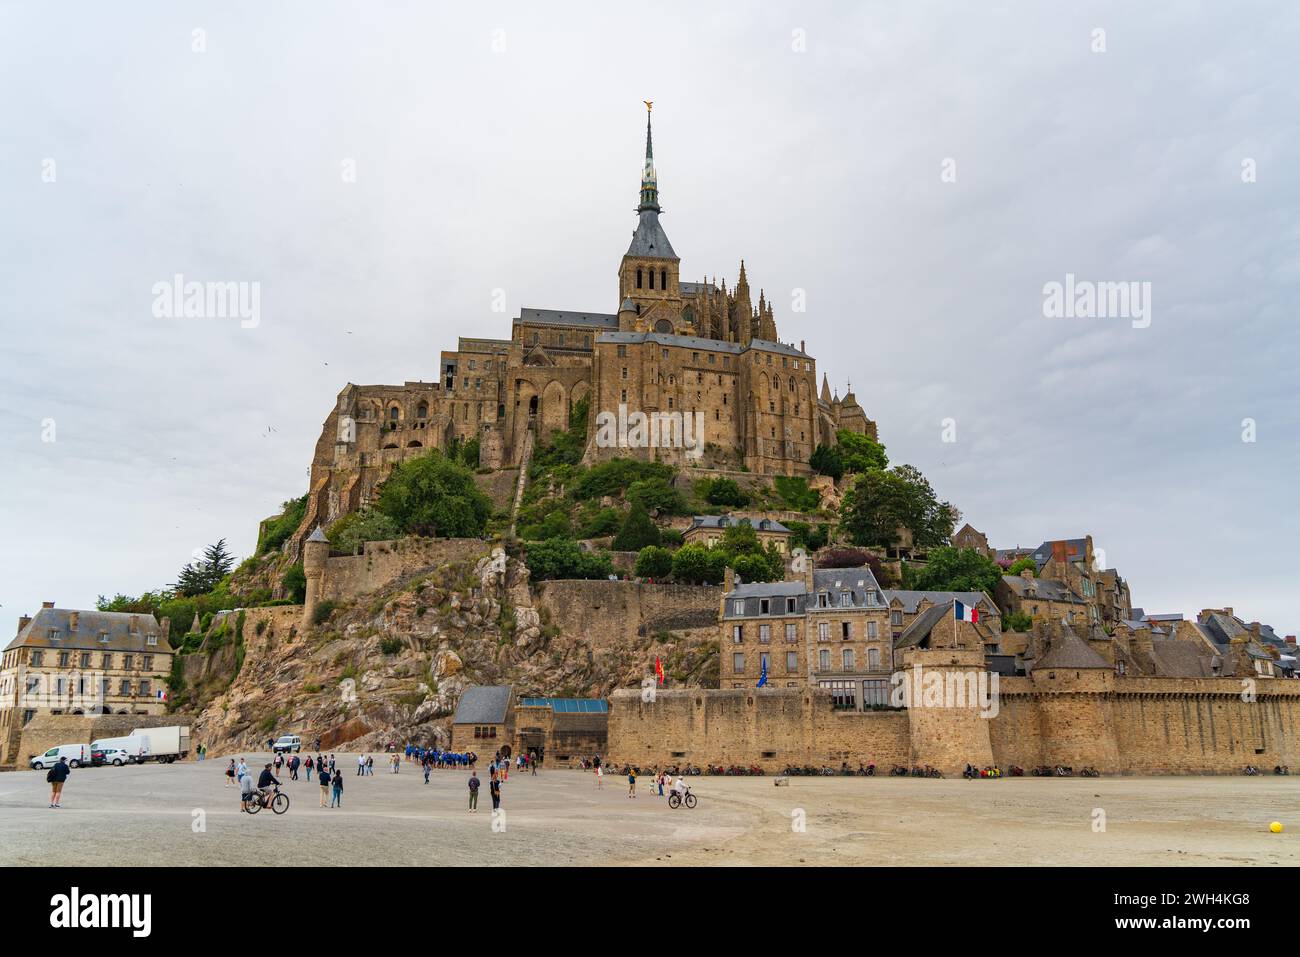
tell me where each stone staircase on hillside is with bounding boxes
[508,420,536,539]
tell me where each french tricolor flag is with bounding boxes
[954,600,979,623]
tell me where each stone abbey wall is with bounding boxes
[320,538,491,603]
[609,669,1300,775]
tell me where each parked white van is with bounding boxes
[272,734,302,754]
[31,744,89,770]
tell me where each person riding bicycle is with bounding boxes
[254,763,281,808]
[672,775,688,798]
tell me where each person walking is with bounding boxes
[595,763,603,789]
[236,758,248,782]
[366,754,374,776]
[318,765,331,807]
[305,754,314,782]
[468,770,480,812]
[490,773,501,813]
[240,768,255,812]
[289,754,300,781]
[357,753,365,776]
[423,758,431,784]
[330,769,344,808]
[627,767,637,798]
[46,756,70,808]
[225,759,237,788]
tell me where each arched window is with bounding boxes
[661,269,667,289]
[648,269,655,290]
[636,268,643,289]
[416,402,428,419]
[388,406,400,422]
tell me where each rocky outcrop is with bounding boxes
[188,547,719,756]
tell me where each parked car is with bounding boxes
[272,734,302,754]
[90,746,133,767]
[90,734,148,764]
[31,744,89,770]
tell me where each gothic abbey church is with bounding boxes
[292,106,874,558]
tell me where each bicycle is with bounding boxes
[667,788,697,809]
[245,785,290,815]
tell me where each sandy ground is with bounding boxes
[1,755,1296,866]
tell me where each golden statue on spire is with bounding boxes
[644,100,653,112]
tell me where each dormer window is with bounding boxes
[98,632,109,643]
[48,629,59,642]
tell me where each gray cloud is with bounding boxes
[1,1,1296,636]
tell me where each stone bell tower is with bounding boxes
[617,101,684,333]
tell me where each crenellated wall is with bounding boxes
[609,674,1300,775]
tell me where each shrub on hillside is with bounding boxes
[635,545,674,579]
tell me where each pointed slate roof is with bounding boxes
[1032,631,1111,671]
[306,525,329,544]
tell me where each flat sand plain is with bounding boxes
[1,755,1295,866]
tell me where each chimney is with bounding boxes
[18,615,32,636]
[1286,636,1296,648]
[68,612,80,631]
[129,615,139,634]
[42,601,55,609]
[803,555,815,596]
[1020,566,1034,581]
[160,618,172,644]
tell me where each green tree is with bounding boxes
[703,477,749,507]
[523,539,614,581]
[908,546,1002,594]
[670,544,728,585]
[809,443,844,479]
[257,495,308,555]
[172,539,236,596]
[840,465,954,551]
[612,502,662,551]
[1002,611,1033,632]
[626,477,686,515]
[730,551,783,583]
[1007,557,1036,578]
[836,430,889,473]
[327,507,401,555]
[634,545,674,579]
[376,451,493,537]
[281,563,307,603]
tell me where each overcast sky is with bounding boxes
[2,1,1297,637]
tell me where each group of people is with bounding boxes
[465,750,515,813]
[225,757,286,812]
[587,755,688,801]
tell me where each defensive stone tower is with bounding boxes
[301,525,330,628]
[897,644,995,775]
[1029,621,1120,772]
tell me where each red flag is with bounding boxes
[655,656,665,686]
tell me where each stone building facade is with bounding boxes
[719,564,895,708]
[1,604,174,765]
[285,106,874,559]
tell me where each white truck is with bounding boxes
[129,725,191,763]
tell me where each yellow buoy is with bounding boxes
[1270,821,1284,833]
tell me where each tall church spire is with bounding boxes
[639,100,659,212]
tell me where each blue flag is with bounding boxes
[757,656,768,688]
